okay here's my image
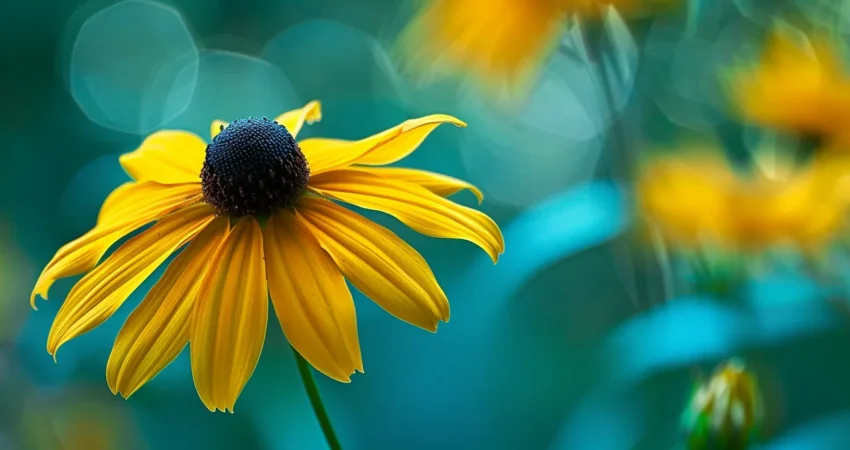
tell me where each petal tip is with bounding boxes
[30,280,51,309]
[306,100,323,122]
[487,248,502,264]
[433,114,466,128]
[467,185,484,204]
[330,369,356,383]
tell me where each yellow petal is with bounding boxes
[107,216,229,398]
[47,203,215,358]
[264,209,362,382]
[297,196,449,331]
[310,169,504,262]
[31,182,203,308]
[273,100,322,138]
[119,130,206,184]
[191,217,267,412]
[300,114,466,174]
[347,166,483,203]
[97,182,136,225]
[210,120,228,139]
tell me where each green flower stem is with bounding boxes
[293,347,342,450]
[581,21,668,307]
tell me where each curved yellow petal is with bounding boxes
[191,217,267,413]
[97,182,136,225]
[347,166,483,204]
[273,100,322,139]
[31,182,203,308]
[297,196,449,331]
[107,216,229,398]
[119,130,206,184]
[310,169,504,262]
[47,203,215,358]
[210,120,228,140]
[264,209,362,382]
[300,114,466,174]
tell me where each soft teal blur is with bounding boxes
[3,0,850,449]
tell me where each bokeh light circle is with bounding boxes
[58,154,128,235]
[643,16,761,131]
[263,19,396,100]
[155,50,301,137]
[454,48,609,207]
[68,0,199,135]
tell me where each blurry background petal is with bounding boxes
[66,0,200,135]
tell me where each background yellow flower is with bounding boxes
[731,28,850,140]
[637,146,850,253]
[396,0,673,94]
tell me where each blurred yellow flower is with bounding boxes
[636,150,737,247]
[397,0,662,92]
[637,147,850,253]
[32,101,504,412]
[730,157,849,251]
[732,29,850,140]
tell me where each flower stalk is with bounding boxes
[293,347,343,450]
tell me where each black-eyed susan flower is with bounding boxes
[396,0,670,92]
[636,145,850,253]
[32,101,504,412]
[731,28,850,141]
[681,359,763,449]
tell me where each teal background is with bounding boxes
[3,0,850,448]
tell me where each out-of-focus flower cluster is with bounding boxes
[396,0,676,94]
[636,26,850,299]
[637,146,850,254]
[732,29,850,144]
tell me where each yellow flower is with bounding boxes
[637,147,850,252]
[636,150,736,247]
[396,0,657,92]
[729,157,849,251]
[732,29,850,139]
[31,101,504,412]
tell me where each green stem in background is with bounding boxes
[293,347,342,450]
[582,18,668,307]
[587,31,632,183]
